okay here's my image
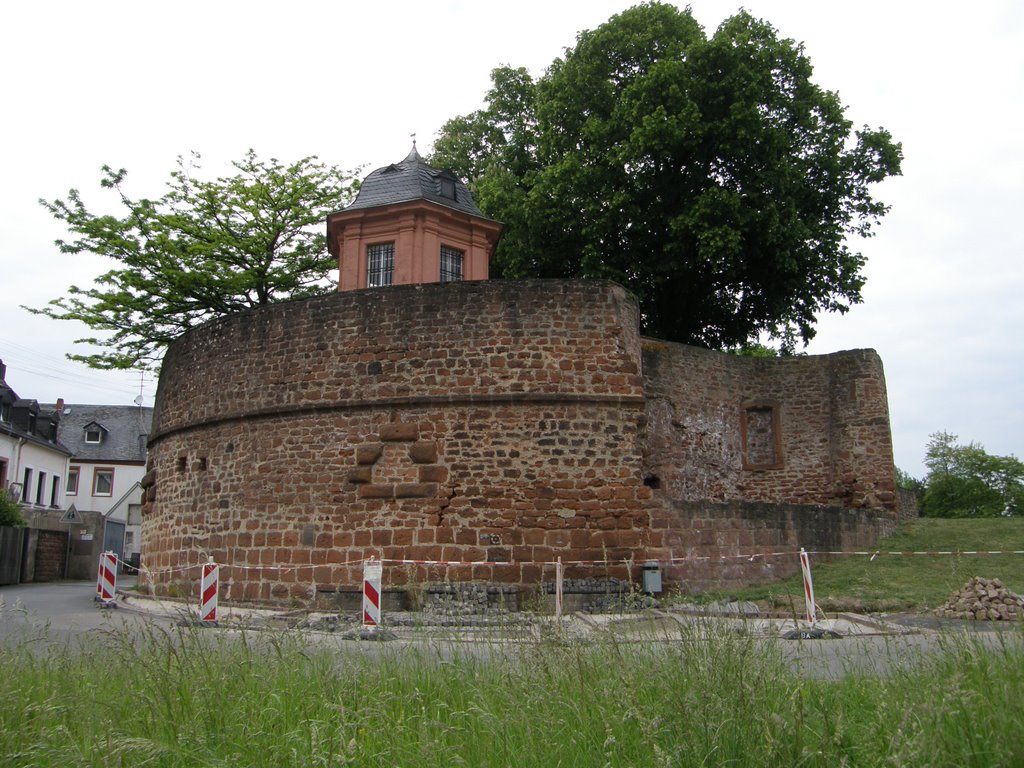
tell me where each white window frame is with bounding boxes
[66,467,80,496]
[367,242,394,288]
[440,245,464,283]
[93,467,115,497]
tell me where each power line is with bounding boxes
[0,337,157,402]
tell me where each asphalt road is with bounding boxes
[2,580,1021,680]
[0,578,166,646]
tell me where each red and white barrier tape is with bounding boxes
[132,547,1024,580]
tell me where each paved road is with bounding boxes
[2,580,1020,679]
[0,578,167,645]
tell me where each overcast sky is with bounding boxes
[1,1,1021,478]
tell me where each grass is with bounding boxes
[709,517,1024,613]
[1,619,1023,767]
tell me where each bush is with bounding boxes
[0,489,26,527]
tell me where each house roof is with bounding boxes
[49,404,153,463]
[342,145,493,220]
[0,373,70,456]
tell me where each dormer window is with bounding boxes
[439,177,456,200]
[85,428,102,444]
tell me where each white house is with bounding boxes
[0,360,71,511]
[52,403,153,564]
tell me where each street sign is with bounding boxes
[60,505,83,524]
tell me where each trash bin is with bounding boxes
[642,560,662,594]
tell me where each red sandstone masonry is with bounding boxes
[641,341,897,512]
[142,279,897,603]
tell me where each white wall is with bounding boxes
[65,461,146,517]
[1,437,69,509]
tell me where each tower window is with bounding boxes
[440,246,463,283]
[367,243,394,287]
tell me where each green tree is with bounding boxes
[0,489,26,527]
[28,151,359,370]
[895,466,924,498]
[431,3,902,349]
[922,431,1024,517]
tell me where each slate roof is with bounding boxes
[343,145,494,220]
[0,374,70,456]
[48,404,154,463]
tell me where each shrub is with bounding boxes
[0,489,26,527]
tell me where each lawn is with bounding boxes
[1,619,1023,767]
[714,517,1024,613]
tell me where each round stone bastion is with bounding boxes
[140,279,897,605]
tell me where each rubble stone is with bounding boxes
[935,577,1024,620]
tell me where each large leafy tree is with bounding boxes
[29,151,359,370]
[922,432,1024,517]
[431,3,902,348]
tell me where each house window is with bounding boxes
[741,403,783,470]
[85,428,102,443]
[22,468,32,503]
[67,467,80,495]
[93,467,115,496]
[439,177,456,200]
[440,246,464,283]
[50,475,61,507]
[367,243,394,287]
[36,471,47,505]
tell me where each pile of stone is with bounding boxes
[935,577,1024,620]
[421,582,518,617]
[543,576,632,595]
[541,577,659,613]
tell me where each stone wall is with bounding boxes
[649,500,895,591]
[642,341,897,511]
[143,279,898,603]
[144,281,653,601]
[32,529,67,581]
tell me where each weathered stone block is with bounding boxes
[358,484,393,499]
[381,423,419,442]
[408,441,438,463]
[395,483,437,498]
[419,465,449,483]
[356,444,383,465]
[348,466,373,484]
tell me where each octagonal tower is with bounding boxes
[327,145,503,291]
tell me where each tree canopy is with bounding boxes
[28,151,359,370]
[921,431,1024,517]
[431,2,902,349]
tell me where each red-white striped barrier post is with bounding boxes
[362,557,383,629]
[555,556,564,620]
[200,558,219,624]
[95,551,117,607]
[799,547,816,626]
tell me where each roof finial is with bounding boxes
[410,132,417,148]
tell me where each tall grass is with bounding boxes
[2,619,1023,767]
